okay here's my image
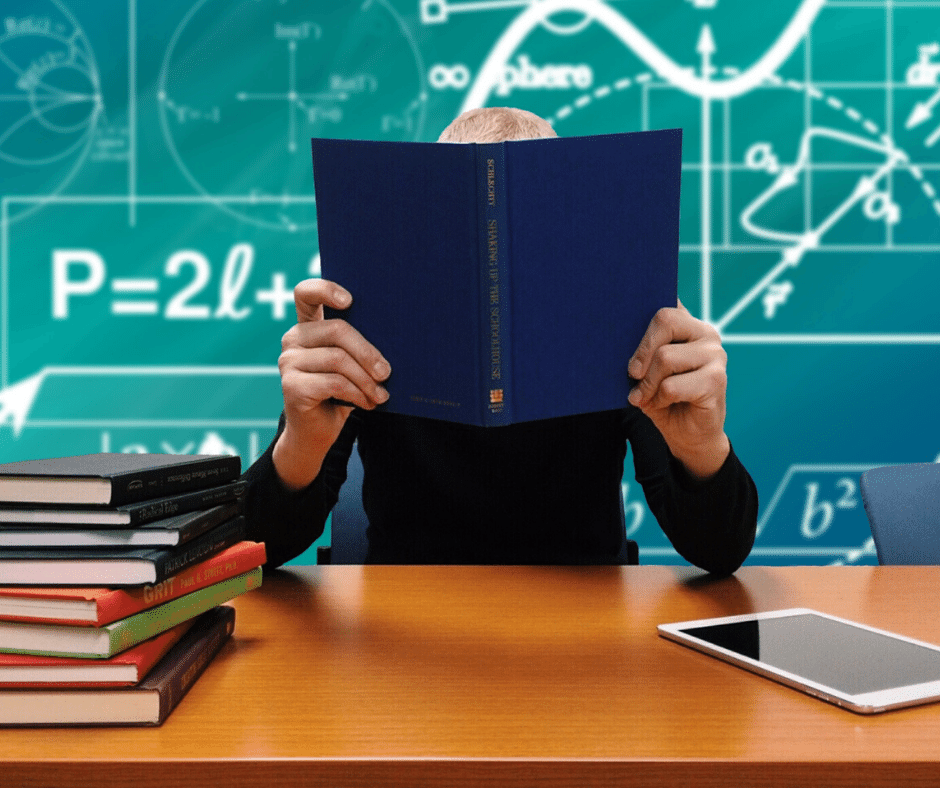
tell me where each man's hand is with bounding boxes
[273,278,391,490]
[627,303,731,480]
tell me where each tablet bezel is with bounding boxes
[658,607,940,714]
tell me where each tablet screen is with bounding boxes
[679,612,940,695]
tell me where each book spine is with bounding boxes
[477,143,512,426]
[151,516,247,584]
[147,605,235,725]
[172,503,241,545]
[110,455,241,506]
[107,567,260,657]
[94,540,265,626]
[124,480,246,525]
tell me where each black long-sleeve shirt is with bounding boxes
[244,406,757,574]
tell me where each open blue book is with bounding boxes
[311,128,681,427]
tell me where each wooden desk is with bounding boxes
[2,565,940,787]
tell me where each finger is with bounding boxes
[283,319,391,383]
[628,308,698,379]
[280,344,390,406]
[281,370,361,411]
[634,361,727,412]
[628,308,718,379]
[282,366,383,413]
[628,341,725,408]
[293,278,353,323]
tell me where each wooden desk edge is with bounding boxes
[2,758,937,788]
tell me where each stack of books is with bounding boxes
[0,453,265,726]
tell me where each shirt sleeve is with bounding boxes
[624,407,758,576]
[241,413,359,569]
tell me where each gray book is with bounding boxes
[0,453,241,506]
[0,503,241,548]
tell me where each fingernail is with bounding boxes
[373,360,391,379]
[628,387,642,406]
[335,290,352,307]
[375,386,390,403]
[628,358,642,378]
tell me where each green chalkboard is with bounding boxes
[3,0,938,566]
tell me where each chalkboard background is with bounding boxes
[2,0,938,566]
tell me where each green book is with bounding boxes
[0,567,261,658]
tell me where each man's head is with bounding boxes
[437,107,557,144]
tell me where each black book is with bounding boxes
[0,516,247,586]
[0,605,235,726]
[0,503,241,548]
[0,481,245,527]
[0,453,241,506]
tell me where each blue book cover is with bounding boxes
[311,129,681,427]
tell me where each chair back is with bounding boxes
[319,441,370,564]
[860,463,940,565]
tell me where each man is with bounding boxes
[243,107,757,574]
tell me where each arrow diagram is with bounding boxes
[0,366,280,439]
[0,371,46,438]
[906,87,940,130]
[720,130,908,332]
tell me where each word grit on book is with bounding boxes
[312,128,681,427]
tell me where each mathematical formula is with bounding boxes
[52,243,295,321]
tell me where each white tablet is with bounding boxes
[658,608,940,714]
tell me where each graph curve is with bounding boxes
[460,0,828,111]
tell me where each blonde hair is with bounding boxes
[437,107,557,143]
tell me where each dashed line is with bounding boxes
[548,73,650,125]
[552,65,940,221]
[746,70,940,218]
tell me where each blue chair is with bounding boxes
[319,441,639,565]
[317,441,369,565]
[860,463,940,565]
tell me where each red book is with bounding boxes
[0,616,195,687]
[0,606,235,726]
[0,541,265,626]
